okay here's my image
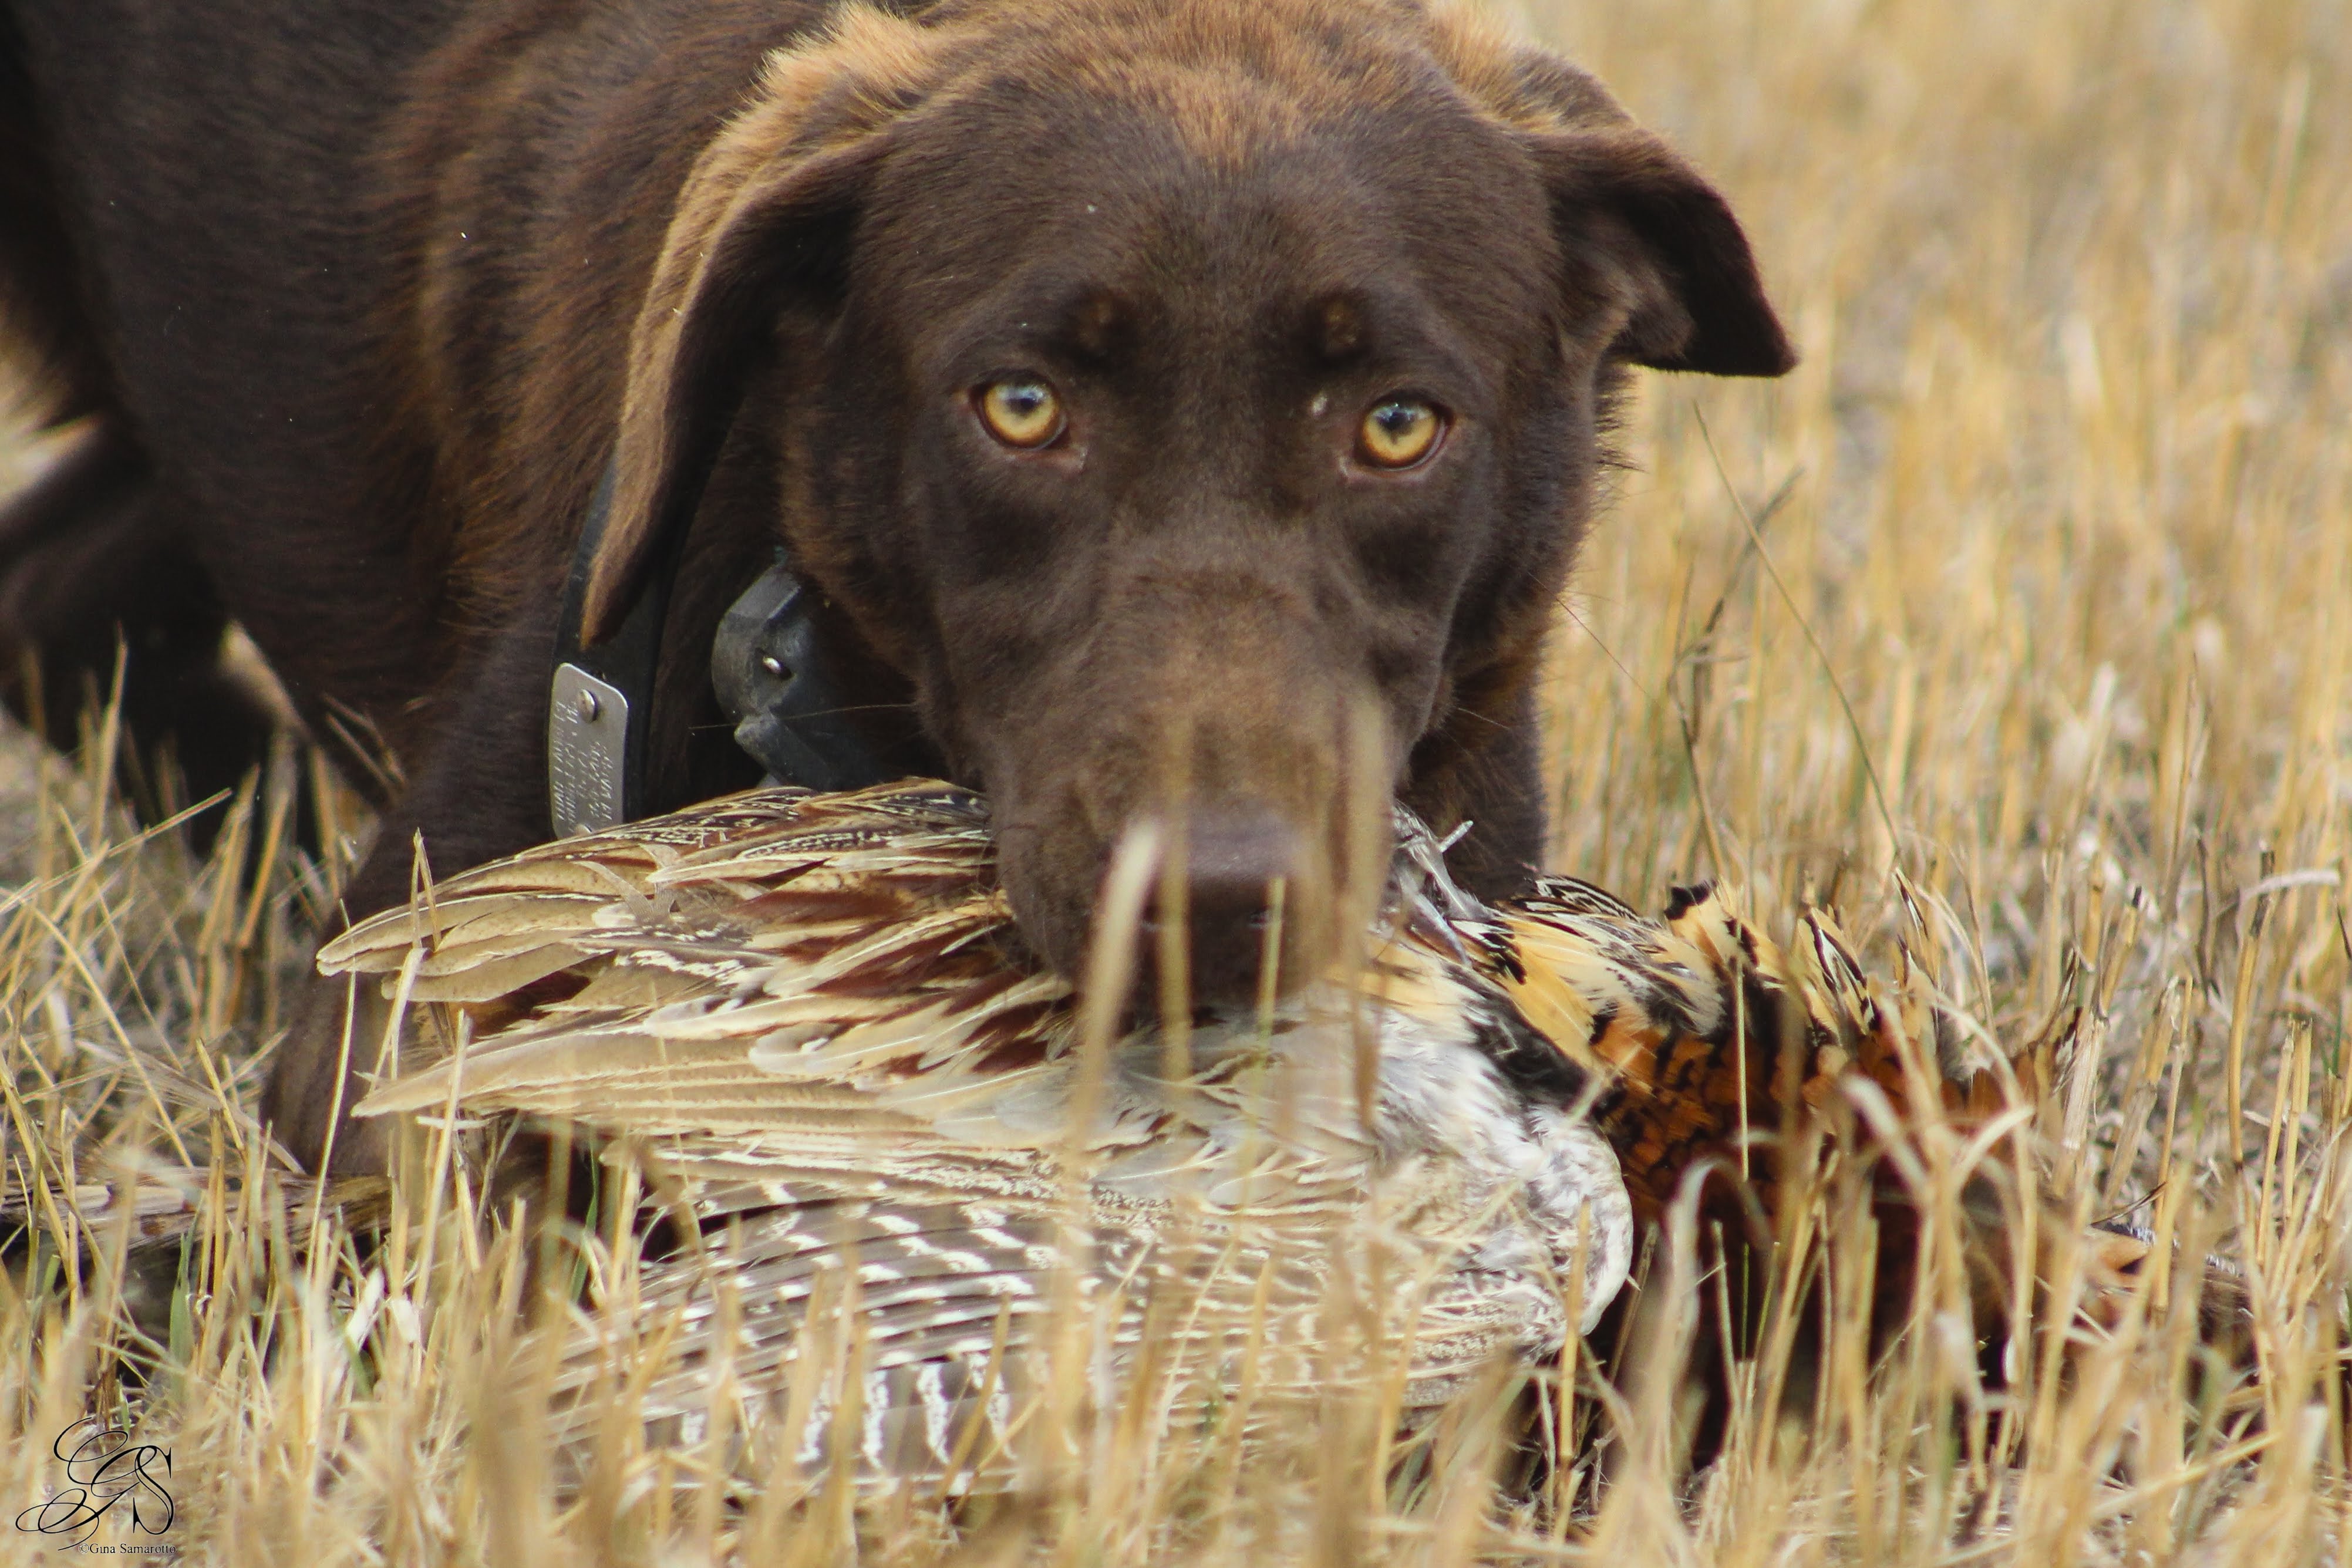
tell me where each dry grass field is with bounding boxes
[2,0,2347,1561]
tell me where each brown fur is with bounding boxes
[0,0,1791,1171]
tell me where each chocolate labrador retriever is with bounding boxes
[0,0,1791,1171]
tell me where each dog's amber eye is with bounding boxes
[1357,397,1442,468]
[976,378,1064,449]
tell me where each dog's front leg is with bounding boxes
[262,603,561,1175]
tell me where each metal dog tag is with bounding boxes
[547,662,629,835]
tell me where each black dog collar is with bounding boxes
[547,456,894,837]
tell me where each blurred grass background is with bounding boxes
[1536,0,2348,1215]
[1,0,2347,1560]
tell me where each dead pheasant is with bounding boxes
[323,780,2235,1485]
[331,780,1637,1488]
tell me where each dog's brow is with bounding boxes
[925,274,1150,379]
[1312,293,1367,360]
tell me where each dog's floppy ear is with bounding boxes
[587,136,884,642]
[588,4,956,642]
[1528,126,1795,377]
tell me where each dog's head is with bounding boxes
[587,0,1791,1002]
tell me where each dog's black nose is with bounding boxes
[1143,808,1304,1006]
